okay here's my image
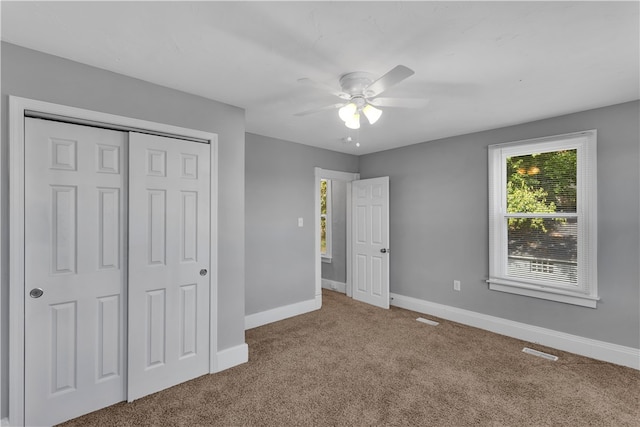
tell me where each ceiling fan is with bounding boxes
[295,65,427,129]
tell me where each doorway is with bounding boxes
[320,178,348,293]
[314,168,391,309]
[314,168,359,301]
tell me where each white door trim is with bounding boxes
[8,96,219,426]
[314,168,360,302]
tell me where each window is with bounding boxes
[488,130,598,307]
[320,179,332,260]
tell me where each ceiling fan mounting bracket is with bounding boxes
[339,72,374,96]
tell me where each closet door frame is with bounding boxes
[7,95,219,426]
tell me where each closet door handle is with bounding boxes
[30,288,44,298]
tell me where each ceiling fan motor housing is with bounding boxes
[339,72,375,96]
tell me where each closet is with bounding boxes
[23,117,212,426]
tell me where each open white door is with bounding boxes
[127,132,211,401]
[24,119,127,426]
[351,177,390,309]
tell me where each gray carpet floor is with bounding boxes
[61,289,640,426]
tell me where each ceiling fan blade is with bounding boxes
[294,103,345,117]
[298,78,351,100]
[369,97,429,108]
[365,65,415,98]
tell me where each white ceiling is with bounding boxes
[2,1,638,155]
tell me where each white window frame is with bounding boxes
[488,130,598,308]
[320,178,333,262]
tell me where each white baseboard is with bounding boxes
[245,295,321,330]
[213,343,249,373]
[321,278,346,294]
[390,293,640,370]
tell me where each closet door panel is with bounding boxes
[24,118,127,426]
[127,132,211,401]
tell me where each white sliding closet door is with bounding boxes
[127,132,211,401]
[24,118,127,426]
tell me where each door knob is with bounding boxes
[380,248,389,254]
[200,269,208,276]
[29,288,44,298]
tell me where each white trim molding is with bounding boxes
[245,296,321,330]
[213,344,249,373]
[390,293,639,370]
[321,279,347,294]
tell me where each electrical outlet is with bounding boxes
[453,280,461,291]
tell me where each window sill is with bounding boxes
[321,256,332,264]
[487,278,598,308]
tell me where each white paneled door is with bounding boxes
[24,119,212,425]
[25,119,127,426]
[352,177,390,309]
[127,133,210,401]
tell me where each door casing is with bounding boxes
[8,96,219,426]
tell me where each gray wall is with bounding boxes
[1,42,247,418]
[358,101,640,348]
[245,133,357,315]
[322,180,348,284]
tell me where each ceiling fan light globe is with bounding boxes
[338,103,357,122]
[362,104,382,124]
[345,113,361,129]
